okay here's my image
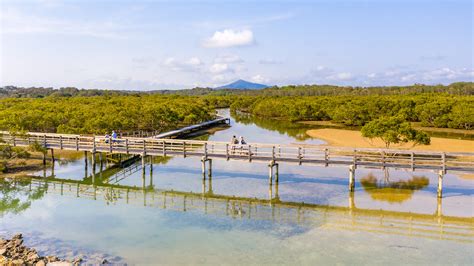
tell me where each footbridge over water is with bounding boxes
[2,128,474,198]
[8,176,474,244]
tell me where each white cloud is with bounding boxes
[83,75,185,90]
[214,55,243,64]
[359,67,473,86]
[203,29,254,48]
[163,57,203,72]
[186,57,202,66]
[327,72,354,81]
[209,63,231,74]
[367,73,377,78]
[251,74,269,84]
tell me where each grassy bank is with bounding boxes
[0,152,48,177]
[306,128,474,152]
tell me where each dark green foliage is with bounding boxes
[230,94,473,129]
[361,116,430,148]
[0,95,216,134]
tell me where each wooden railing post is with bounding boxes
[75,136,79,151]
[59,135,63,150]
[92,136,96,152]
[183,142,187,158]
[125,139,129,154]
[441,153,446,174]
[162,141,165,156]
[109,137,113,153]
[353,149,357,168]
[298,147,302,165]
[204,143,208,159]
[410,152,414,171]
[225,144,229,160]
[381,151,385,169]
[143,139,147,156]
[272,146,276,161]
[12,136,16,147]
[248,145,252,162]
[43,134,47,148]
[325,148,329,166]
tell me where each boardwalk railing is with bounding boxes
[1,131,473,172]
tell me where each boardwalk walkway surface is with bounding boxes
[1,131,473,173]
[152,117,230,139]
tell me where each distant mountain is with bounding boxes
[216,79,269,90]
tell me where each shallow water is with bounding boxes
[1,110,473,265]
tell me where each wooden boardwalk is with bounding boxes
[152,117,230,139]
[2,131,473,173]
[10,177,474,243]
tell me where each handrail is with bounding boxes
[1,131,473,172]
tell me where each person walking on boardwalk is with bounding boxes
[239,136,247,155]
[112,130,118,143]
[231,135,238,154]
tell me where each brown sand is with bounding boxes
[459,173,474,180]
[306,128,474,153]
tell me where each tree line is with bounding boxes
[0,95,215,134]
[230,94,473,130]
[0,83,472,135]
[2,82,472,98]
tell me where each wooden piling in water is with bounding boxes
[208,159,212,178]
[275,163,279,183]
[99,152,103,172]
[91,152,96,175]
[84,151,88,169]
[437,170,444,198]
[201,157,206,176]
[349,164,355,192]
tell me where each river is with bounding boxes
[1,109,473,265]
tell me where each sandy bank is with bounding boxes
[306,128,474,153]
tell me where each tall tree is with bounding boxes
[361,116,430,148]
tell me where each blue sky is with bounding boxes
[1,0,472,90]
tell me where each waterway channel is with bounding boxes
[1,109,473,265]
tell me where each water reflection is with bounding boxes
[360,171,430,203]
[1,109,472,264]
[0,178,46,217]
[2,176,472,244]
[232,111,315,141]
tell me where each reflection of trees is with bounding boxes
[232,112,314,141]
[360,173,429,203]
[0,178,47,217]
[151,155,172,165]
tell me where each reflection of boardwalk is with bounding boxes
[17,177,474,244]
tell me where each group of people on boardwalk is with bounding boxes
[104,130,118,143]
[231,135,246,145]
[230,135,249,155]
